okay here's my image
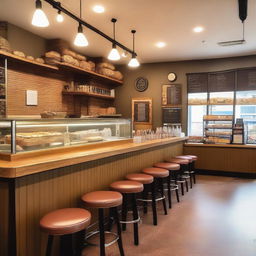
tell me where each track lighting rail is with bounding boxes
[43,0,137,56]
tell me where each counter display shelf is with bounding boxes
[203,115,233,144]
[0,118,131,156]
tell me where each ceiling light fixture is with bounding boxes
[193,26,204,33]
[108,18,120,61]
[56,10,64,22]
[74,0,88,47]
[128,30,140,68]
[36,0,137,64]
[93,5,105,13]
[156,42,166,48]
[32,0,49,27]
[122,51,128,58]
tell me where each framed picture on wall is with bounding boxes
[162,84,182,106]
[132,98,152,130]
[162,107,182,125]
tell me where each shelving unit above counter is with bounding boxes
[62,91,115,100]
[0,50,123,87]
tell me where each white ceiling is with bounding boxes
[1,0,256,63]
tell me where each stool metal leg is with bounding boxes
[121,194,128,231]
[75,230,85,256]
[185,179,189,192]
[167,176,172,209]
[60,234,73,256]
[107,207,114,231]
[159,178,168,215]
[46,235,53,256]
[151,181,157,226]
[175,187,180,202]
[131,193,139,245]
[98,208,105,256]
[113,207,125,256]
[142,189,148,214]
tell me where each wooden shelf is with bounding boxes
[0,50,58,70]
[58,62,123,87]
[62,91,115,100]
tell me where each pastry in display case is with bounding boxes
[0,118,131,154]
[203,115,233,144]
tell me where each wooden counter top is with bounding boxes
[185,143,256,149]
[0,137,187,178]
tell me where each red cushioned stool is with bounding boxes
[40,208,91,256]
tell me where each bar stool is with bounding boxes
[40,208,91,256]
[142,167,169,225]
[81,191,124,256]
[175,155,194,188]
[110,180,143,246]
[165,158,190,195]
[153,162,180,208]
[184,155,198,184]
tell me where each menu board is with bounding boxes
[134,101,150,122]
[162,84,182,105]
[237,68,256,91]
[208,71,235,92]
[132,98,152,124]
[187,73,208,93]
[162,107,181,124]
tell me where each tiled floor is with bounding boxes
[83,175,256,256]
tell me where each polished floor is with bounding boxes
[83,175,256,256]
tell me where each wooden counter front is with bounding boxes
[0,137,186,256]
[184,143,256,175]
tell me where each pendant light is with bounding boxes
[74,0,89,47]
[128,30,140,67]
[32,0,49,27]
[56,10,64,23]
[108,18,121,61]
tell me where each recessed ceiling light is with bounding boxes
[155,42,166,48]
[93,5,105,13]
[193,26,204,33]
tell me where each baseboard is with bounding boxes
[196,169,256,179]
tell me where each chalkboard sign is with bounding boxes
[132,98,152,124]
[208,71,235,92]
[162,107,181,124]
[237,68,256,91]
[187,73,208,93]
[162,84,182,105]
[134,101,150,122]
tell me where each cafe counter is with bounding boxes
[0,136,187,256]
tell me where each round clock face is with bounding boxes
[135,77,148,92]
[168,72,177,82]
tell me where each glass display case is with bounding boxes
[0,118,132,154]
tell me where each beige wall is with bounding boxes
[115,55,256,132]
[7,23,46,57]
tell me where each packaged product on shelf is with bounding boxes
[97,62,115,70]
[35,58,45,64]
[26,56,34,61]
[0,36,11,52]
[13,50,25,58]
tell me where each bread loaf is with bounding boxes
[45,51,61,61]
[13,51,25,58]
[26,56,34,61]
[44,57,60,65]
[88,61,96,71]
[62,54,75,64]
[79,60,92,70]
[112,71,123,80]
[62,49,77,59]
[0,36,11,52]
[35,58,45,64]
[76,53,86,61]
[97,68,115,77]
[97,62,115,71]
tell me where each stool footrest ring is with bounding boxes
[85,231,119,247]
[137,195,165,203]
[120,216,141,224]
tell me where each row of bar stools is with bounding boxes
[81,191,125,256]
[153,162,180,208]
[110,180,143,245]
[40,208,91,256]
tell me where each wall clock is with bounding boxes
[135,77,148,92]
[168,72,177,82]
